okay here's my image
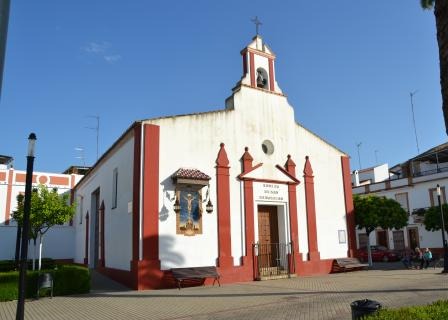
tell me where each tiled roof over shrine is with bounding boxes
[172,168,211,181]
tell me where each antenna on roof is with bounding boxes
[410,90,420,154]
[374,150,379,165]
[85,115,100,161]
[356,142,362,170]
[75,147,86,166]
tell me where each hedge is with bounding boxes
[0,258,55,272]
[0,265,90,301]
[366,300,448,319]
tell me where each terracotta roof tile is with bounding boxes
[172,168,211,181]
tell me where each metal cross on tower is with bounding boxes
[251,16,262,35]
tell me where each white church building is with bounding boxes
[70,36,357,290]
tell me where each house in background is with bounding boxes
[0,159,85,261]
[352,142,448,254]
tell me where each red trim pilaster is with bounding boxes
[4,168,13,225]
[303,156,320,261]
[215,143,233,267]
[131,123,163,290]
[242,51,248,75]
[341,156,357,257]
[268,58,275,92]
[142,124,160,261]
[284,155,302,271]
[132,124,142,262]
[249,52,255,87]
[84,211,89,265]
[99,200,105,267]
[241,147,254,266]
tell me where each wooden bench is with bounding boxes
[171,266,221,289]
[333,258,369,273]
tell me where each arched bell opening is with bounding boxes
[256,67,269,89]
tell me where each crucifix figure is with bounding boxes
[251,16,262,35]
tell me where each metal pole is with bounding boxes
[410,91,420,154]
[436,184,448,273]
[16,133,36,320]
[356,142,362,170]
[14,225,22,269]
[0,0,10,100]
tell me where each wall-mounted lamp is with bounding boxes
[206,199,213,214]
[173,197,181,214]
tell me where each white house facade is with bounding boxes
[72,36,357,290]
[352,143,448,254]
[0,158,84,261]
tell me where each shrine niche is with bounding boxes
[171,168,213,236]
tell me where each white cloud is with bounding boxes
[82,41,110,54]
[104,55,122,64]
[81,41,121,64]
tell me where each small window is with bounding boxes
[79,196,84,224]
[261,140,274,155]
[112,168,118,209]
[429,186,446,207]
[358,233,368,249]
[395,192,409,214]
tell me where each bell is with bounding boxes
[257,74,265,88]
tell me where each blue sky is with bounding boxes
[1,1,445,173]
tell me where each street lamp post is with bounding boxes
[436,184,448,273]
[16,133,36,320]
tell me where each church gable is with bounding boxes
[239,162,299,184]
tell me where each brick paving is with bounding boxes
[1,265,448,320]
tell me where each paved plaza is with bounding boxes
[1,265,448,320]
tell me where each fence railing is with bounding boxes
[253,242,293,279]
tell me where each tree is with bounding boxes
[423,203,448,233]
[354,195,408,266]
[421,0,448,135]
[13,185,76,270]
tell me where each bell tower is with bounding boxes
[238,35,282,94]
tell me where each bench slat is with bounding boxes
[334,258,368,272]
[171,266,221,289]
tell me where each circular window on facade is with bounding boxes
[261,140,274,155]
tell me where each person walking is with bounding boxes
[401,247,413,269]
[423,248,433,269]
[415,247,424,269]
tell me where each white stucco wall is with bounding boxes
[73,134,134,270]
[354,174,448,250]
[0,169,81,260]
[147,84,349,269]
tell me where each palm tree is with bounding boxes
[421,0,448,135]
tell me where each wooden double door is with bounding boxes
[257,205,279,268]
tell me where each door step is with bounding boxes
[257,273,297,281]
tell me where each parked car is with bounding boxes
[358,245,401,262]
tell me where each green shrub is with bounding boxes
[366,300,448,319]
[0,264,90,301]
[53,265,90,295]
[0,258,55,272]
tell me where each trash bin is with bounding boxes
[350,299,381,319]
[37,272,53,299]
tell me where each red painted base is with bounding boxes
[131,259,167,290]
[297,259,333,276]
[308,251,321,261]
[217,265,254,283]
[217,256,234,268]
[97,257,337,290]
